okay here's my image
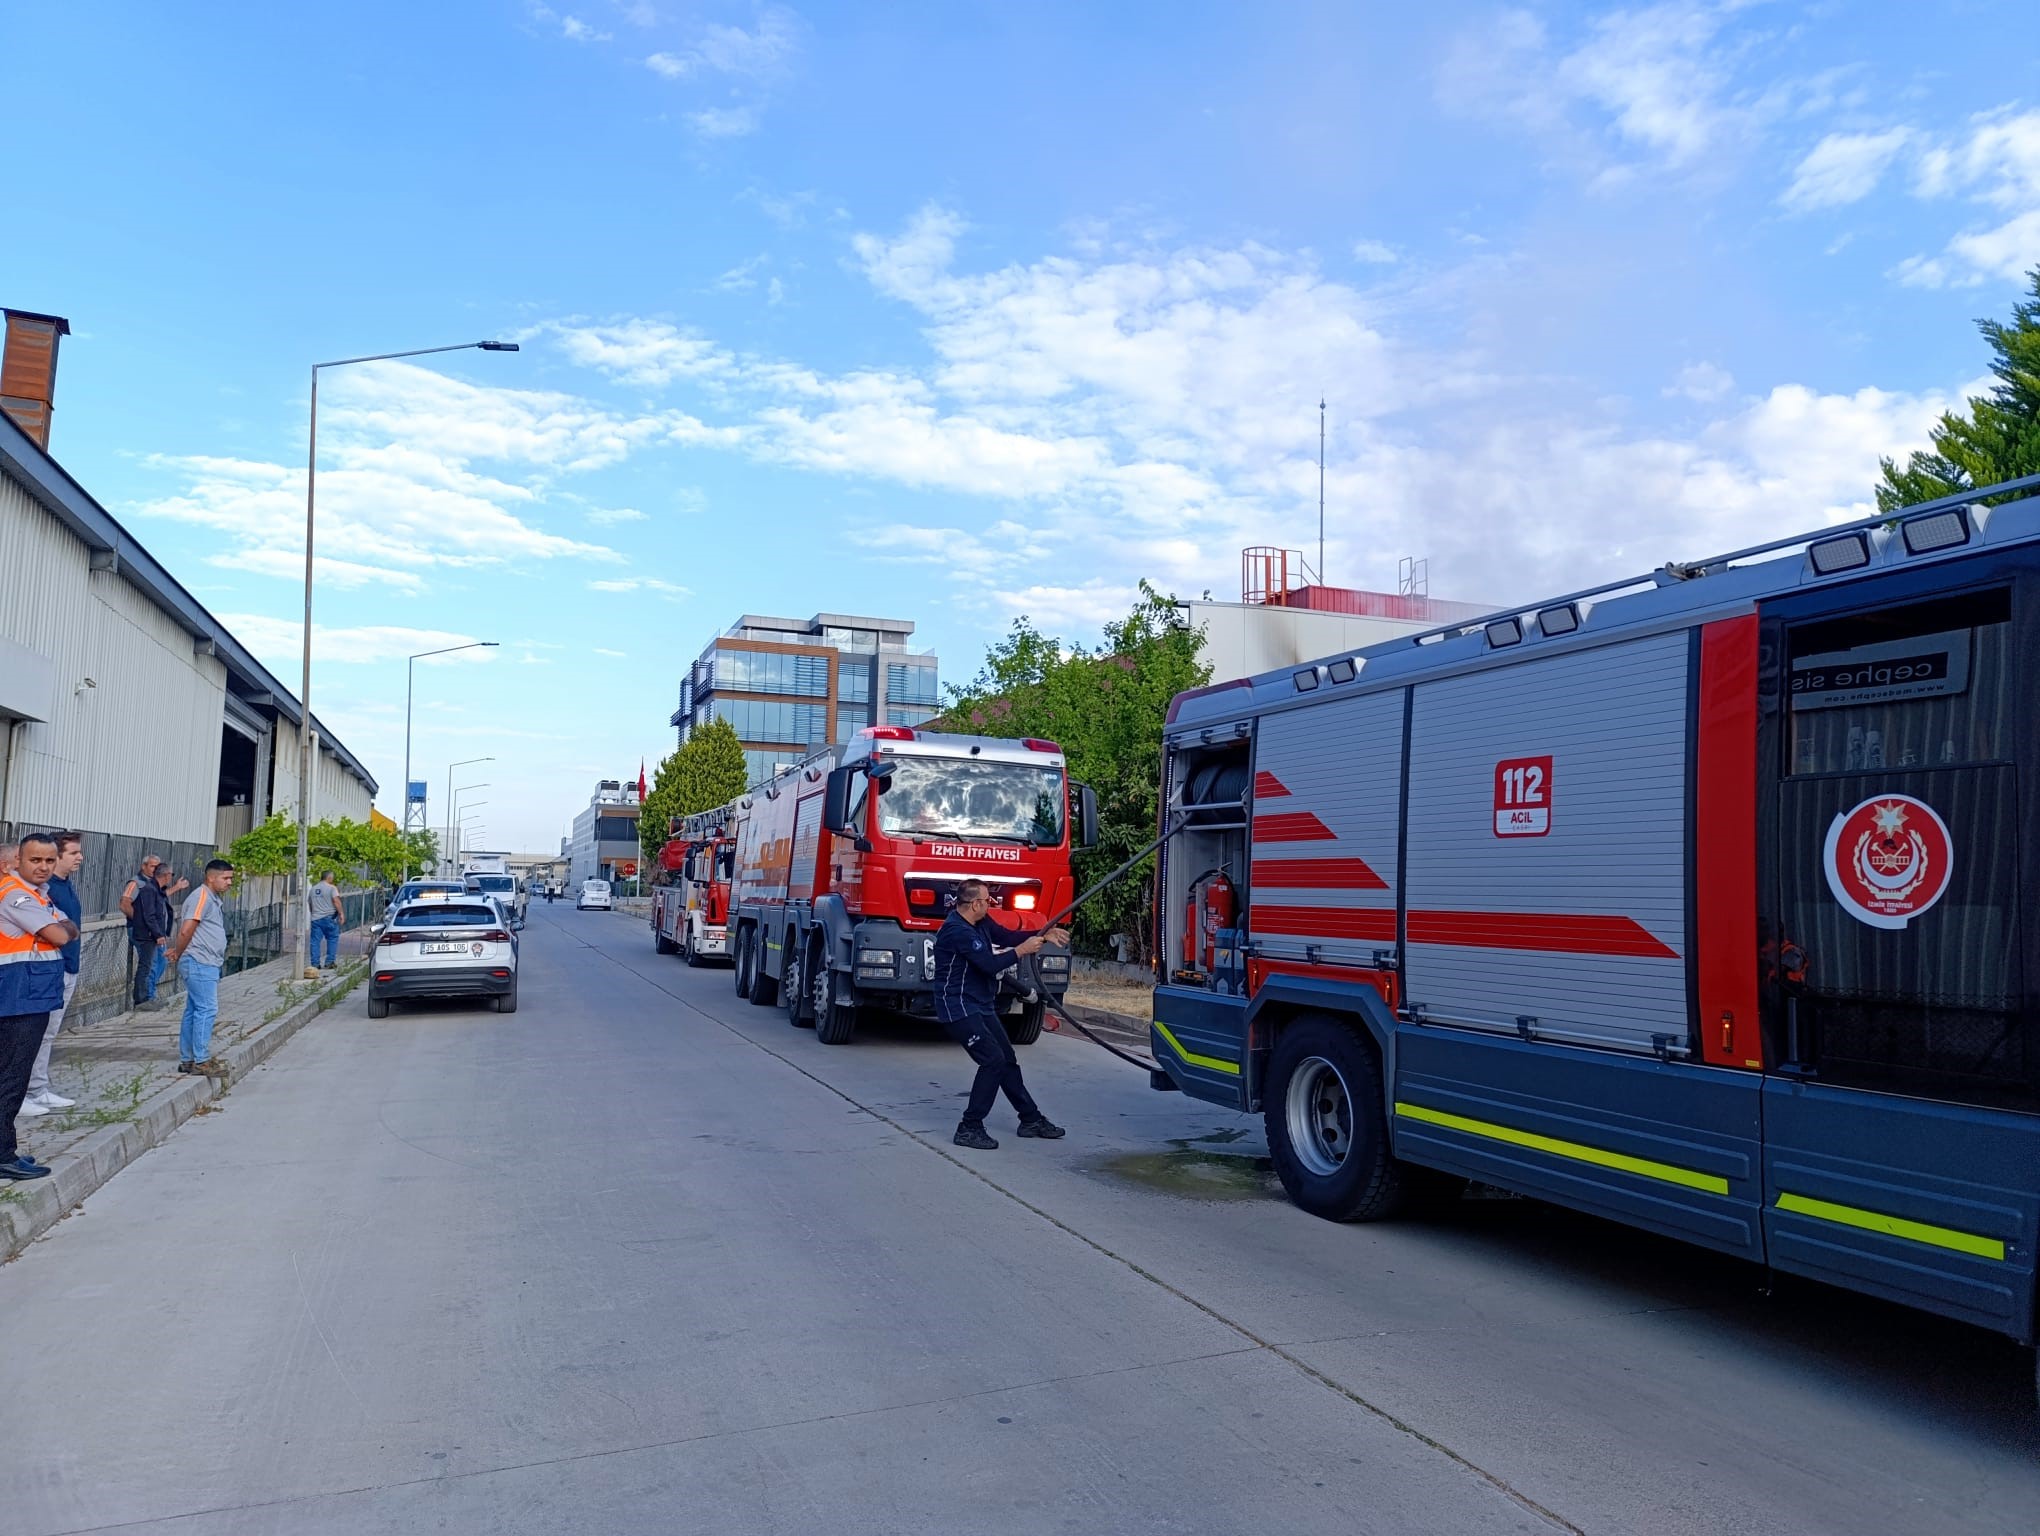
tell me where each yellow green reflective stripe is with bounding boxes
[1394,1101,1729,1195]
[1153,1019,1240,1076]
[1775,1192,2005,1261]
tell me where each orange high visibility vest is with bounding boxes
[0,872,65,1014]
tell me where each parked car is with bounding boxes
[464,872,527,928]
[577,878,613,911]
[367,898,519,1017]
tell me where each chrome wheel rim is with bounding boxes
[1284,1055,1353,1178]
[810,959,830,1023]
[784,949,801,1014]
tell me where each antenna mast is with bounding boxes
[1317,398,1326,586]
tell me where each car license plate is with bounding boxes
[422,942,467,955]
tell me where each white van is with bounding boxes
[577,879,613,911]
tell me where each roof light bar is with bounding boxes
[1484,617,1524,648]
[1901,507,1971,555]
[1292,667,1320,692]
[1536,603,1579,637]
[1808,532,1871,575]
[1021,737,1062,753]
[863,725,916,741]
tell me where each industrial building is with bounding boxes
[0,305,377,917]
[565,779,643,888]
[671,612,939,786]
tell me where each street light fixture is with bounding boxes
[451,785,488,872]
[295,341,518,978]
[443,757,493,875]
[403,642,499,877]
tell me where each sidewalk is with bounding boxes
[3,926,376,1259]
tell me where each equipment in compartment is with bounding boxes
[1167,745,1250,994]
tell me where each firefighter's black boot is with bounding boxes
[1016,1116,1066,1139]
[953,1120,999,1151]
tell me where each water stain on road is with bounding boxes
[1087,1132,1279,1202]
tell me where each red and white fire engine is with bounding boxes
[725,726,1093,1043]
[650,807,735,965]
[1155,478,2040,1369]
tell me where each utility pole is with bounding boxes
[1317,398,1327,586]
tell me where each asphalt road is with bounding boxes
[3,903,2036,1535]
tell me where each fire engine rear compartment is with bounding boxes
[1155,513,2040,1346]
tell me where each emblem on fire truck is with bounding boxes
[1821,793,1953,930]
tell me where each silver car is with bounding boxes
[368,898,519,1017]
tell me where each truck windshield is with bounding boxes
[877,757,1065,844]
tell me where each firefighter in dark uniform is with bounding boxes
[932,879,1069,1150]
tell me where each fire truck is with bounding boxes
[650,808,735,965]
[1154,478,2040,1364]
[727,726,1094,1044]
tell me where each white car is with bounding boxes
[464,872,527,928]
[577,879,613,911]
[368,898,519,1016]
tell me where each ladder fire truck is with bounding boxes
[1154,478,2040,1365]
[650,808,735,965]
[726,726,1094,1044]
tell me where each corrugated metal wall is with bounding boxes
[267,714,374,826]
[0,475,229,843]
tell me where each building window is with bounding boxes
[710,698,829,744]
[710,649,830,698]
[886,662,940,707]
[839,659,873,704]
[888,706,938,727]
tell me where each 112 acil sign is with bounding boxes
[1494,755,1553,837]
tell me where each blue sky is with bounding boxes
[6,1,2037,851]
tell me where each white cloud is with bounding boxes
[1351,239,1398,264]
[1897,108,2040,287]
[1666,360,1735,402]
[220,616,495,667]
[689,104,761,139]
[548,318,733,386]
[717,253,769,290]
[1782,127,1912,211]
[592,647,628,658]
[585,506,648,524]
[586,576,690,598]
[529,4,609,43]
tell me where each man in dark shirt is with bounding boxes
[931,879,1070,1150]
[128,864,177,1008]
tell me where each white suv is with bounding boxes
[577,879,613,911]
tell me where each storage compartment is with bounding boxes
[1164,743,1250,992]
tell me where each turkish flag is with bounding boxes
[638,760,647,801]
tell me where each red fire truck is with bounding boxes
[650,808,735,965]
[727,726,1094,1044]
[1154,478,2040,1368]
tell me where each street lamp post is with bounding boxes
[450,787,488,873]
[443,757,493,876]
[455,809,487,871]
[403,642,499,878]
[296,340,517,978]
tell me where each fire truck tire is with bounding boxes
[654,921,678,956]
[1264,1015,1406,1223]
[783,937,812,1027]
[1004,1000,1045,1046]
[683,928,704,966]
[735,928,756,998]
[812,944,858,1044]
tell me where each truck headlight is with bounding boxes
[1037,955,1069,973]
[856,949,898,974]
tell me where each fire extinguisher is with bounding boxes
[1183,869,1235,973]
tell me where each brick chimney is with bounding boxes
[2,309,71,450]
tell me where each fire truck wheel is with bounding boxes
[1004,999,1045,1046]
[812,945,858,1044]
[1265,1015,1406,1223]
[735,928,756,998]
[654,920,678,956]
[683,929,704,966]
[784,939,813,1027]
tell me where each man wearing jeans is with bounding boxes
[307,870,341,970]
[166,859,234,1075]
[128,862,176,1007]
[20,832,85,1116]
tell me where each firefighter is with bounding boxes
[932,879,1069,1150]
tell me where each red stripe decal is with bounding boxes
[1252,858,1387,891]
[1695,615,1763,1068]
[1406,911,1677,959]
[1252,811,1336,842]
[1252,905,1397,941]
[1253,771,1290,799]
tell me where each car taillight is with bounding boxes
[485,930,511,942]
[378,932,408,947]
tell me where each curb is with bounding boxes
[0,963,366,1261]
[1055,1000,1151,1052]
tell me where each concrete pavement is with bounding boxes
[0,902,2034,1535]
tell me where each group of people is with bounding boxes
[0,833,238,1182]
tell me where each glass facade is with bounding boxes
[712,649,830,698]
[839,658,873,704]
[886,661,940,706]
[888,706,938,727]
[710,697,829,744]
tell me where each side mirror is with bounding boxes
[1075,782,1099,849]
[822,767,855,833]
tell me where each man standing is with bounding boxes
[931,879,1070,1150]
[307,869,341,971]
[165,859,234,1076]
[118,854,160,922]
[128,861,176,1008]
[21,832,84,1115]
[0,833,71,1180]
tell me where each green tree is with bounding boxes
[638,718,753,862]
[940,582,1208,960]
[223,811,414,884]
[1878,266,2040,510]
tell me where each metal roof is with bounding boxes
[0,410,379,794]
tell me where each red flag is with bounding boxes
[638,760,648,801]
